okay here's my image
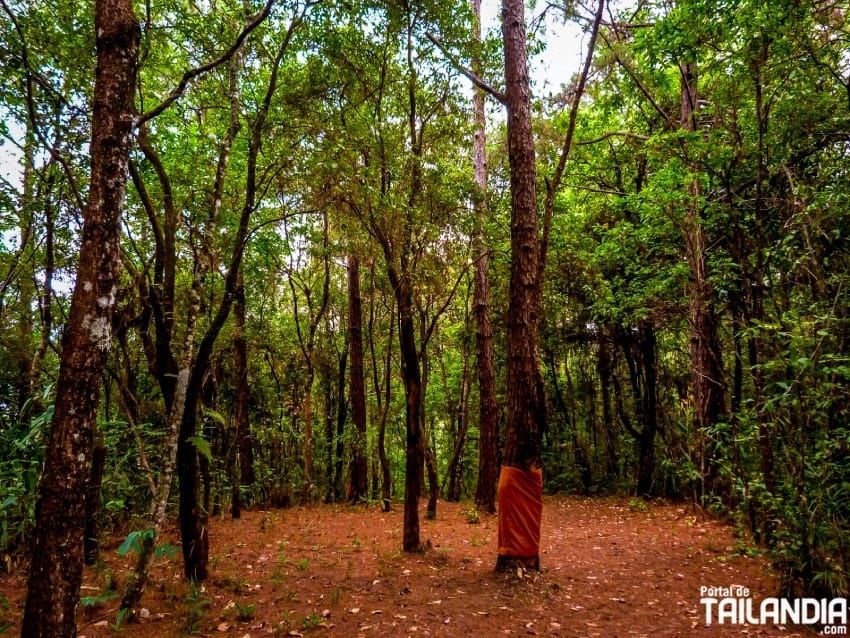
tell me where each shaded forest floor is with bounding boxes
[1,496,815,637]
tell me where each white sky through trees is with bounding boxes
[480,0,584,94]
[0,2,585,193]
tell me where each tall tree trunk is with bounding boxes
[368,8,427,550]
[679,61,727,497]
[123,246,207,613]
[15,126,37,414]
[287,210,331,501]
[178,383,209,583]
[232,272,254,518]
[596,332,619,477]
[176,17,291,578]
[497,0,546,572]
[445,345,472,502]
[374,290,394,511]
[636,323,658,497]
[348,255,369,501]
[22,2,139,634]
[323,362,337,502]
[417,322,439,520]
[333,348,347,501]
[397,275,423,551]
[30,200,55,402]
[470,0,500,516]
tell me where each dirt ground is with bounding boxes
[1,496,817,637]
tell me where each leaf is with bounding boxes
[117,530,142,556]
[202,406,227,426]
[80,591,118,607]
[117,529,153,556]
[155,543,180,559]
[114,607,130,630]
[187,435,213,461]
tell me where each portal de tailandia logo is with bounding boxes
[700,584,848,634]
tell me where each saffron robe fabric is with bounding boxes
[497,465,543,559]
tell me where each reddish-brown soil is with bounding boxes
[1,496,814,637]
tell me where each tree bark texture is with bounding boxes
[680,61,727,495]
[497,0,546,570]
[374,288,394,511]
[333,349,347,501]
[501,0,546,472]
[232,272,255,518]
[348,255,369,501]
[636,323,658,497]
[470,0,500,515]
[398,277,423,551]
[22,1,139,634]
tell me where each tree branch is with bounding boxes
[539,0,605,285]
[425,31,507,105]
[576,130,650,145]
[608,43,674,127]
[135,0,276,126]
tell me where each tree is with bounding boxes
[284,210,331,500]
[22,0,140,634]
[347,255,369,501]
[231,271,256,518]
[678,59,727,496]
[121,0,278,596]
[496,0,546,571]
[470,0,500,516]
[495,0,603,566]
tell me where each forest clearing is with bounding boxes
[1,0,849,635]
[1,497,799,637]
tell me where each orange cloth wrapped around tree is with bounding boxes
[497,465,543,562]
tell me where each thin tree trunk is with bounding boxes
[445,345,472,502]
[232,272,254,519]
[121,361,192,615]
[751,41,776,502]
[636,323,658,497]
[177,17,293,579]
[323,362,336,502]
[680,61,727,496]
[15,126,37,414]
[396,275,423,551]
[596,332,619,477]
[287,210,331,501]
[367,264,394,510]
[348,255,369,501]
[333,348,347,501]
[375,293,394,511]
[29,202,54,400]
[22,2,139,634]
[470,0,500,515]
[417,322,439,520]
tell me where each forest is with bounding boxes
[0,0,848,635]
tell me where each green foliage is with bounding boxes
[301,611,323,631]
[116,528,178,560]
[0,594,11,634]
[0,390,52,566]
[232,601,256,622]
[79,590,118,608]
[0,0,848,606]
[183,581,211,635]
